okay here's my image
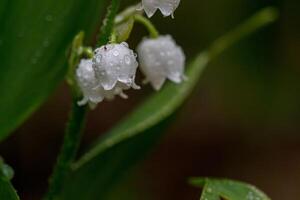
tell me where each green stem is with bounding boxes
[109,29,118,43]
[134,14,159,38]
[44,1,122,199]
[44,99,88,200]
[97,0,121,46]
[114,4,141,24]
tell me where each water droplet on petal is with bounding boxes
[113,50,119,56]
[124,55,131,65]
[95,54,102,63]
[121,42,129,47]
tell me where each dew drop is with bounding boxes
[113,50,119,56]
[206,187,212,193]
[45,15,53,22]
[95,55,102,63]
[86,67,93,72]
[43,39,49,47]
[124,55,131,65]
[121,42,128,47]
[105,45,113,51]
[246,191,254,200]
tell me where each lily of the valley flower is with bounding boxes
[137,35,186,90]
[76,59,104,106]
[93,42,140,91]
[76,42,140,107]
[140,0,181,18]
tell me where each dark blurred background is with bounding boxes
[1,0,300,199]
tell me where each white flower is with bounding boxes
[77,42,140,107]
[140,0,181,18]
[137,35,186,90]
[93,42,140,90]
[76,59,103,106]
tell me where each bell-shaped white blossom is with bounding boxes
[140,0,181,18]
[93,42,140,91]
[76,59,102,106]
[137,35,186,90]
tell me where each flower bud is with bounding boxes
[140,0,181,18]
[137,35,186,90]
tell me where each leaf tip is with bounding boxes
[188,177,207,187]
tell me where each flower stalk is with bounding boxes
[44,0,122,198]
[43,99,87,200]
[134,14,159,38]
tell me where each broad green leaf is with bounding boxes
[61,7,278,200]
[190,178,271,200]
[0,0,109,141]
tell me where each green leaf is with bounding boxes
[62,119,173,199]
[0,159,19,200]
[0,0,109,141]
[61,7,278,200]
[0,177,19,200]
[190,178,271,200]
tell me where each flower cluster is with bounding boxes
[76,42,139,107]
[75,0,184,107]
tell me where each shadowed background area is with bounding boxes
[1,0,300,199]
